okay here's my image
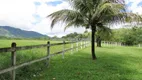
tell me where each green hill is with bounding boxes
[0,26,47,38]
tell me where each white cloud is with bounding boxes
[0,0,141,37]
[0,0,36,30]
[126,0,142,14]
[0,0,85,37]
[31,0,85,37]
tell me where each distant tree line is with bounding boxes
[62,26,142,46]
[62,31,90,41]
[110,26,142,46]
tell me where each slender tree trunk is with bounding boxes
[99,40,102,47]
[91,28,97,60]
[97,36,101,47]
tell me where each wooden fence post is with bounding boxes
[86,41,87,47]
[88,41,89,46]
[84,41,85,48]
[71,42,73,54]
[62,41,65,59]
[85,41,86,47]
[115,42,117,46]
[47,41,50,67]
[76,41,78,51]
[84,41,86,48]
[11,42,16,80]
[88,41,89,47]
[87,41,89,47]
[81,41,82,49]
[107,42,109,46]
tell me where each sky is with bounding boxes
[0,0,142,37]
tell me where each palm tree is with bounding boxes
[48,0,128,60]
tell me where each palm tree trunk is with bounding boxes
[91,29,97,60]
[97,36,101,47]
[99,40,102,47]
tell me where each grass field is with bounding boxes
[32,46,142,80]
[0,40,80,80]
[0,40,142,80]
[0,40,61,48]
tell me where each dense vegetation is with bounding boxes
[110,27,142,45]
[62,31,90,40]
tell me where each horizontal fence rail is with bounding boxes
[0,42,77,53]
[0,41,90,80]
[102,41,142,47]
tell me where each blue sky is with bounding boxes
[138,2,142,6]
[127,2,133,7]
[32,0,142,26]
[34,2,41,6]
[46,1,63,6]
[32,1,64,25]
[0,0,142,37]
[32,0,142,24]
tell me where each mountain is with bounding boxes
[0,26,47,38]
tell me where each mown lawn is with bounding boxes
[33,46,142,80]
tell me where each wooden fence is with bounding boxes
[102,41,123,46]
[0,41,90,80]
[102,41,142,47]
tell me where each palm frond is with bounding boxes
[48,9,85,29]
[91,1,126,24]
[48,0,141,31]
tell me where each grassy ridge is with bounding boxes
[0,40,142,80]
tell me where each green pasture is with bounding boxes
[0,40,141,80]
[0,40,61,48]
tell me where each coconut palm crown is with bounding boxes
[48,0,133,60]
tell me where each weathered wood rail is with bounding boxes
[102,41,142,47]
[0,41,90,80]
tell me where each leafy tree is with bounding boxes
[48,0,138,60]
[110,26,142,45]
[62,31,90,41]
[52,36,58,39]
[131,26,142,44]
[96,26,112,47]
[62,32,79,40]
